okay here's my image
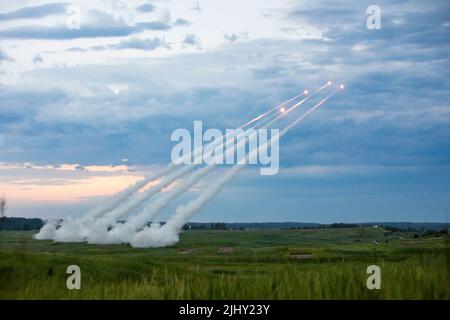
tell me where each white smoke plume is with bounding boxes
[83,165,175,220]
[92,164,216,244]
[90,125,267,244]
[34,219,59,240]
[129,90,340,247]
[85,90,313,244]
[34,84,341,247]
[82,89,299,242]
[34,165,174,240]
[131,165,243,248]
[58,165,195,243]
[101,101,302,245]
[52,124,262,243]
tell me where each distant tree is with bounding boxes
[213,223,226,230]
[0,197,6,219]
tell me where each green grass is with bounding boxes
[0,227,448,299]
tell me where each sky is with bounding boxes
[0,0,449,223]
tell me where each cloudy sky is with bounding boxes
[0,0,449,222]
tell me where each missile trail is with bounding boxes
[131,88,342,248]
[281,88,341,136]
[35,166,174,241]
[90,88,316,243]
[36,83,341,245]
[131,164,241,248]
[82,165,199,242]
[38,89,310,242]
[80,165,174,221]
[263,82,331,129]
[202,89,308,156]
[107,164,216,243]
[85,91,314,243]
[238,90,308,129]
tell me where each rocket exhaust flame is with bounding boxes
[263,82,331,129]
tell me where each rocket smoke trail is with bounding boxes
[130,88,342,248]
[104,164,217,244]
[34,165,175,240]
[88,89,317,244]
[263,82,331,128]
[37,165,192,242]
[131,165,242,248]
[245,83,329,130]
[36,90,308,241]
[87,110,295,243]
[82,90,313,243]
[35,83,343,246]
[281,88,340,136]
[66,165,195,243]
[102,86,333,243]
[238,90,308,129]
[82,165,174,221]
[201,89,309,156]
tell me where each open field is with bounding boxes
[0,227,448,299]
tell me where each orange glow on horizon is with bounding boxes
[0,175,144,203]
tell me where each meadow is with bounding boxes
[0,227,448,299]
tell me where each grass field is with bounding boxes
[0,227,448,299]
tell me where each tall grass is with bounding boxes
[0,229,448,299]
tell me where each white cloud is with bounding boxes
[0,0,324,80]
[351,43,368,52]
